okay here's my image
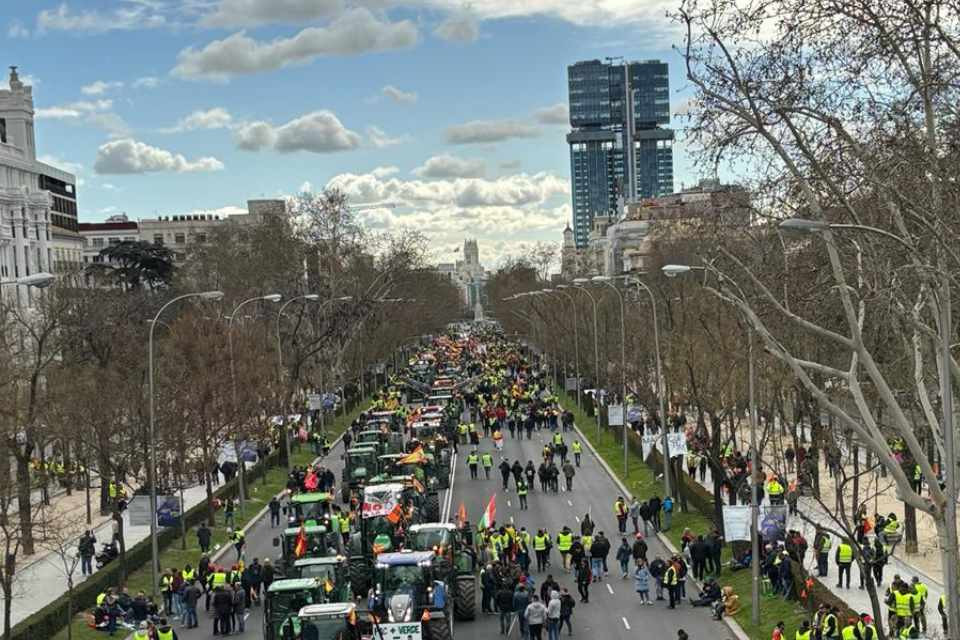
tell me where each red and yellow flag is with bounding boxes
[457,502,467,526]
[293,523,308,558]
[399,447,427,465]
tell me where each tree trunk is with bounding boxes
[852,441,860,522]
[904,503,918,554]
[15,456,34,556]
[113,507,127,582]
[3,551,14,640]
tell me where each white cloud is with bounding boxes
[235,111,361,153]
[445,119,540,144]
[433,12,479,42]
[81,80,123,96]
[534,103,568,125]
[422,0,677,29]
[162,107,234,133]
[133,76,159,89]
[413,154,485,179]
[674,97,698,117]
[86,113,132,138]
[381,85,418,104]
[35,99,132,138]
[372,166,399,178]
[299,180,313,193]
[35,99,113,119]
[172,8,418,80]
[200,0,345,27]
[8,21,30,38]
[94,139,224,174]
[367,125,409,148]
[38,3,167,34]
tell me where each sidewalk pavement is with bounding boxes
[0,478,218,628]
[656,439,945,628]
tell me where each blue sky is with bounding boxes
[4,0,699,265]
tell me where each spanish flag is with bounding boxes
[323,577,334,593]
[399,447,427,465]
[293,523,307,558]
[386,503,404,524]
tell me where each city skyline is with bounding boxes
[3,1,699,265]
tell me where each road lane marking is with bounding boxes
[575,516,580,523]
[507,499,512,507]
[622,617,630,630]
[606,583,614,595]
[567,500,573,507]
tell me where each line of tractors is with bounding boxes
[263,338,480,640]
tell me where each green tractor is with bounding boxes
[347,481,420,597]
[340,445,380,505]
[355,429,405,455]
[407,523,477,621]
[366,471,440,523]
[264,578,345,640]
[371,551,455,640]
[285,492,334,528]
[280,602,363,640]
[287,556,351,600]
[273,524,345,575]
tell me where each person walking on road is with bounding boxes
[664,558,680,609]
[468,450,479,479]
[525,595,548,640]
[269,496,281,528]
[496,583,515,635]
[571,441,582,467]
[835,539,854,589]
[517,480,529,510]
[662,496,674,531]
[482,451,494,479]
[648,496,662,531]
[632,534,648,568]
[514,583,530,639]
[546,591,562,640]
[559,588,575,636]
[634,560,652,605]
[78,530,96,576]
[562,461,575,492]
[557,527,573,573]
[616,537,632,578]
[575,557,591,603]
[500,459,512,491]
[614,497,628,534]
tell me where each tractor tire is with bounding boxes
[453,574,477,621]
[425,492,441,522]
[427,616,454,640]
[349,558,370,598]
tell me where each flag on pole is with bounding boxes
[294,523,308,558]
[478,494,496,529]
[399,447,427,465]
[457,502,467,526]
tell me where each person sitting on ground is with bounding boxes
[690,578,722,606]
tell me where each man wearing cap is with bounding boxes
[856,613,877,640]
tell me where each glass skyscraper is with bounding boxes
[566,59,674,247]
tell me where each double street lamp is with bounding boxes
[571,279,602,434]
[147,290,224,599]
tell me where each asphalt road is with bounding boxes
[169,425,728,640]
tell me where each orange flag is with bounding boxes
[294,523,308,558]
[457,502,467,526]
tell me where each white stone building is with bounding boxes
[0,66,80,306]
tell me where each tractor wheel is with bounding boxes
[427,616,453,640]
[453,574,477,621]
[425,492,441,522]
[349,558,370,598]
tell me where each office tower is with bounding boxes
[567,59,674,248]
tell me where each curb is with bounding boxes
[559,398,751,640]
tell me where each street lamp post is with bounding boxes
[626,277,672,504]
[148,290,223,599]
[663,262,760,626]
[593,276,628,475]
[555,285,582,407]
[572,280,602,435]
[228,294,283,514]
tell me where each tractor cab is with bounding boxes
[287,493,334,528]
[263,578,332,640]
[289,557,351,602]
[274,525,344,574]
[282,603,362,640]
[340,446,379,504]
[371,551,454,639]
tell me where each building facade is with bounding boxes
[78,214,140,264]
[434,238,487,312]
[0,66,81,305]
[567,59,674,248]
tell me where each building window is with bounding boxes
[108,237,120,245]
[174,233,186,244]
[92,237,105,248]
[197,233,207,243]
[153,235,164,246]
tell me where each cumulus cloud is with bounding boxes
[367,125,409,148]
[235,111,361,153]
[382,85,418,104]
[413,154,485,179]
[422,0,677,30]
[38,3,167,34]
[200,0,351,27]
[172,9,418,80]
[94,139,224,174]
[534,103,568,125]
[445,119,540,144]
[35,98,131,137]
[81,80,123,96]
[372,166,399,178]
[433,12,479,42]
[162,107,234,133]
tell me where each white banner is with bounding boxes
[667,432,688,458]
[608,404,624,426]
[722,505,751,542]
[362,488,399,520]
[373,622,422,640]
[641,434,659,460]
